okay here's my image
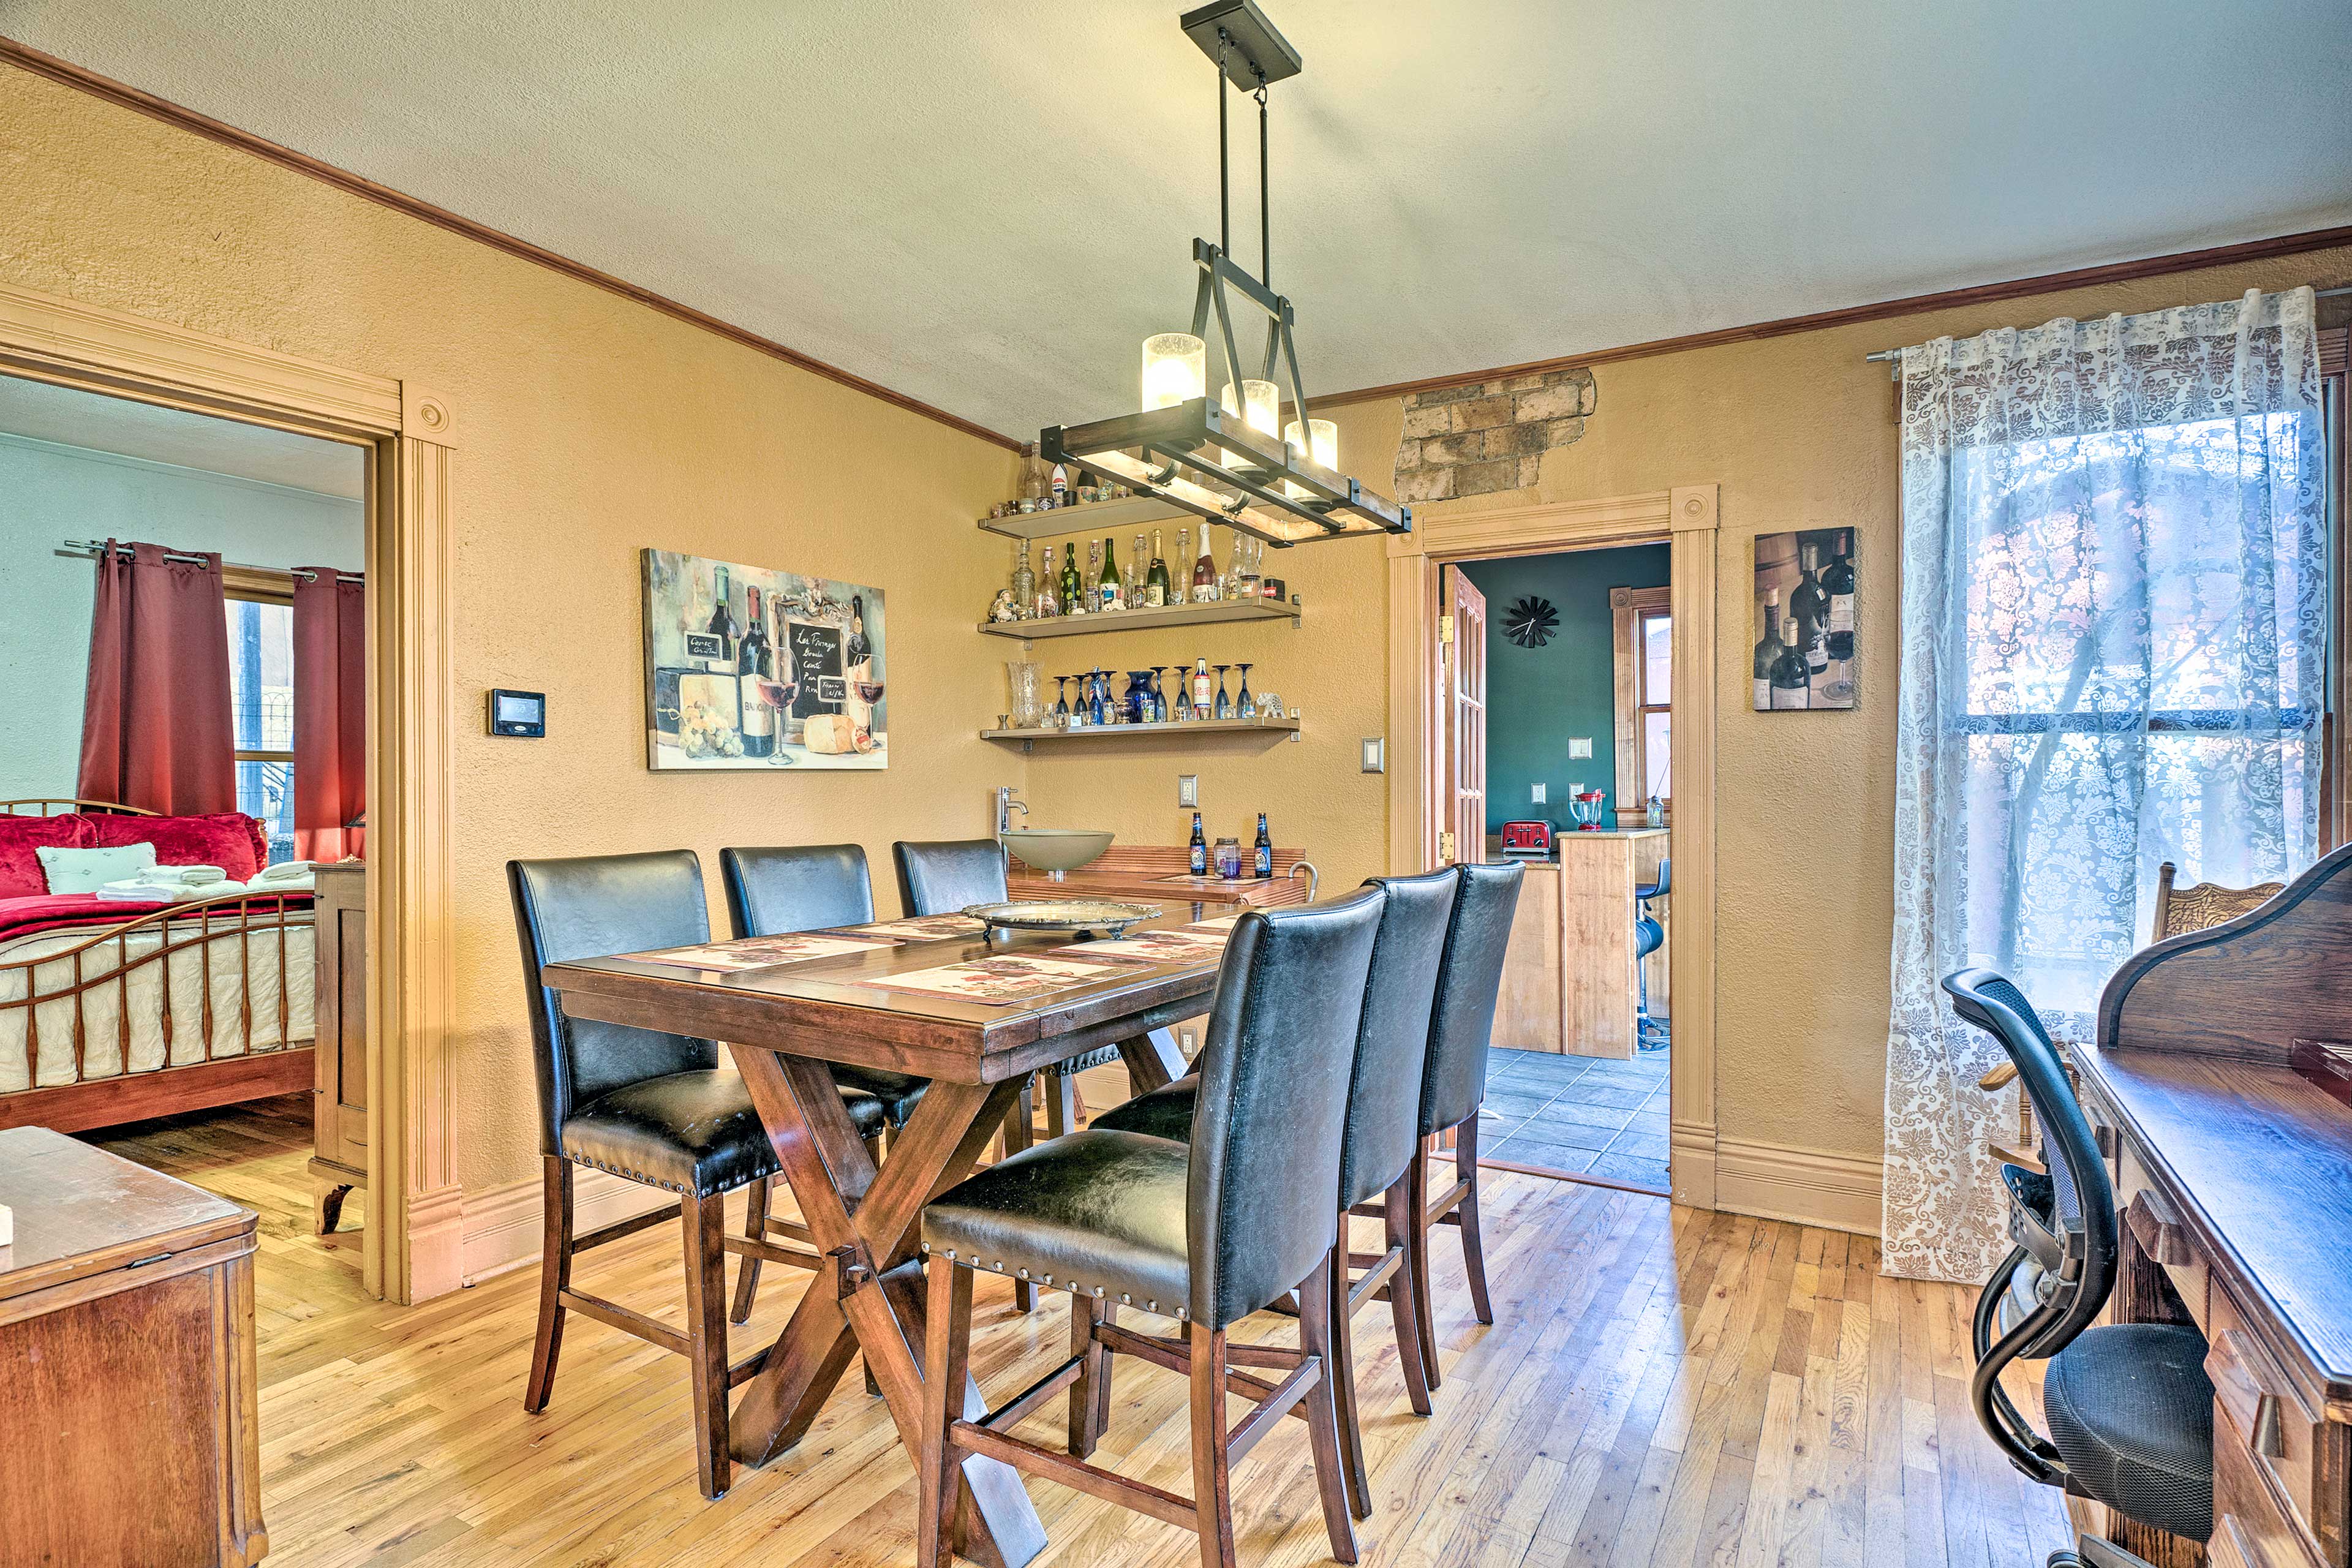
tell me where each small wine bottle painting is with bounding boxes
[642,548,886,770]
[1751,528,1855,712]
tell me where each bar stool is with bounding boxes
[507,850,888,1499]
[1090,866,1460,1517]
[719,843,927,1322]
[1635,857,1670,1050]
[915,891,1385,1568]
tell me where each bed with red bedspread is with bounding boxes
[0,804,315,1133]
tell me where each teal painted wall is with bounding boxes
[1460,544,1670,835]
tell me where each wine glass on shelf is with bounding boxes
[1212,664,1232,720]
[1235,663,1256,719]
[1147,666,1170,723]
[752,677,798,764]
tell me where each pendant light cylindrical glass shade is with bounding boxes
[1284,418,1339,470]
[1142,334,1207,410]
[1223,379,1281,436]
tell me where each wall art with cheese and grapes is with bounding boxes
[641,548,886,769]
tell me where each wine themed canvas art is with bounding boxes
[1751,528,1856,712]
[641,548,888,770]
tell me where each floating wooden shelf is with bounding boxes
[978,494,1189,540]
[978,597,1300,639]
[982,716,1299,744]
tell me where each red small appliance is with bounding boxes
[1498,819,1555,859]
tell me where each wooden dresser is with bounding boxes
[0,1126,267,1566]
[2069,839,2352,1568]
[309,861,367,1235]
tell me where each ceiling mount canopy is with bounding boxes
[1039,0,1411,548]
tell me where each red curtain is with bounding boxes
[77,540,237,815]
[293,568,366,861]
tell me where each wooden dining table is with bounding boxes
[542,905,1240,1568]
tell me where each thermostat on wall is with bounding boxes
[488,689,546,737]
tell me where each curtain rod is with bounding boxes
[56,540,362,583]
[1861,282,2352,367]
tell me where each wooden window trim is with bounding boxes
[1611,584,1672,826]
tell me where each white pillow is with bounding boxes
[36,842,158,895]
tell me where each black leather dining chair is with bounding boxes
[508,850,891,1500]
[718,843,929,1321]
[1944,967,2212,1567]
[914,890,1385,1568]
[1090,867,1460,1518]
[894,835,1106,1310]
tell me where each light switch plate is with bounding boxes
[1178,774,1199,807]
[1531,782,1547,804]
[1361,737,1386,774]
[1569,737,1593,759]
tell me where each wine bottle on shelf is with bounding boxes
[1034,544,1060,618]
[1098,535,1123,611]
[1145,529,1170,608]
[1131,534,1148,606]
[1768,608,1811,709]
[1752,588,1787,711]
[737,585,774,758]
[1191,657,1213,719]
[1189,812,1208,876]
[1061,542,1086,617]
[1050,462,1068,508]
[1010,540,1035,621]
[1253,813,1272,878]
[1019,443,1046,509]
[1172,527,1190,608]
[1193,522,1220,603]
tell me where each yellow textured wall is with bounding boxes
[1029,247,2352,1170]
[0,68,1022,1193]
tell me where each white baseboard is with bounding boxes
[459,1166,675,1286]
[1714,1136,1883,1236]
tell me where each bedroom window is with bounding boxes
[225,584,296,864]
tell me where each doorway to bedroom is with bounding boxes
[0,369,374,1302]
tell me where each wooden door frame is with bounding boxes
[0,277,462,1303]
[1388,486,1720,1208]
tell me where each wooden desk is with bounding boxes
[545,914,1223,1568]
[0,1126,266,1566]
[1494,829,1667,1058]
[2068,840,2352,1568]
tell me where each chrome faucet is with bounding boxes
[995,786,1029,837]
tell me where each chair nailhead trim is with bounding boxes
[1120,1294,1131,1304]
[1017,1269,1030,1279]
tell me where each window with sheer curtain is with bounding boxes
[1882,287,2329,1283]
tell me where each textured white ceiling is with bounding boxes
[7,1,2350,441]
[0,373,368,497]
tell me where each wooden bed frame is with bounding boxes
[0,799,315,1133]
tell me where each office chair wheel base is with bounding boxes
[2046,1554,2081,1568]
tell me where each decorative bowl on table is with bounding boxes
[1000,828,1115,880]
[962,899,1162,938]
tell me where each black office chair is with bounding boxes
[1635,858,1670,1050]
[914,891,1385,1568]
[1943,967,2213,1568]
[895,836,1117,1309]
[719,843,929,1321]
[1089,867,1459,1517]
[508,850,889,1499]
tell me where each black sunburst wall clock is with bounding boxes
[1502,595,1559,649]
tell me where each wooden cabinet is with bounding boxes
[310,861,367,1234]
[0,1126,267,1566]
[1493,828,1669,1058]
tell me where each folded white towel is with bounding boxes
[252,860,315,883]
[251,872,314,894]
[96,877,246,903]
[120,864,227,887]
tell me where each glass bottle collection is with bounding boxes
[1025,657,1283,731]
[1751,529,1856,710]
[1185,810,1278,881]
[993,518,1282,624]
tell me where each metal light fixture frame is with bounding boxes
[1038,0,1411,548]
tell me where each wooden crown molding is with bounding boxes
[1315,225,2352,411]
[0,35,1020,453]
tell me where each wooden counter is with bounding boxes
[1494,829,1668,1058]
[1005,842,1310,910]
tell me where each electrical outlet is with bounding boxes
[1178,774,1199,807]
[1531,782,1547,804]
[1569,737,1593,759]
[1179,1028,1198,1060]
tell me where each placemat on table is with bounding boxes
[856,952,1129,1005]
[621,932,900,971]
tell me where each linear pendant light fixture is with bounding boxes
[1038,0,1411,548]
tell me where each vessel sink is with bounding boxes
[1002,829,1115,878]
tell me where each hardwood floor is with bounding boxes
[92,1097,2070,1567]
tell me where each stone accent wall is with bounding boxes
[1392,366,1597,502]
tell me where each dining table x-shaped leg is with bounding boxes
[725,1044,1045,1568]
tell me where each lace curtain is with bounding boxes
[1882,287,2326,1282]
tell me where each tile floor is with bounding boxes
[1480,1044,1670,1191]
